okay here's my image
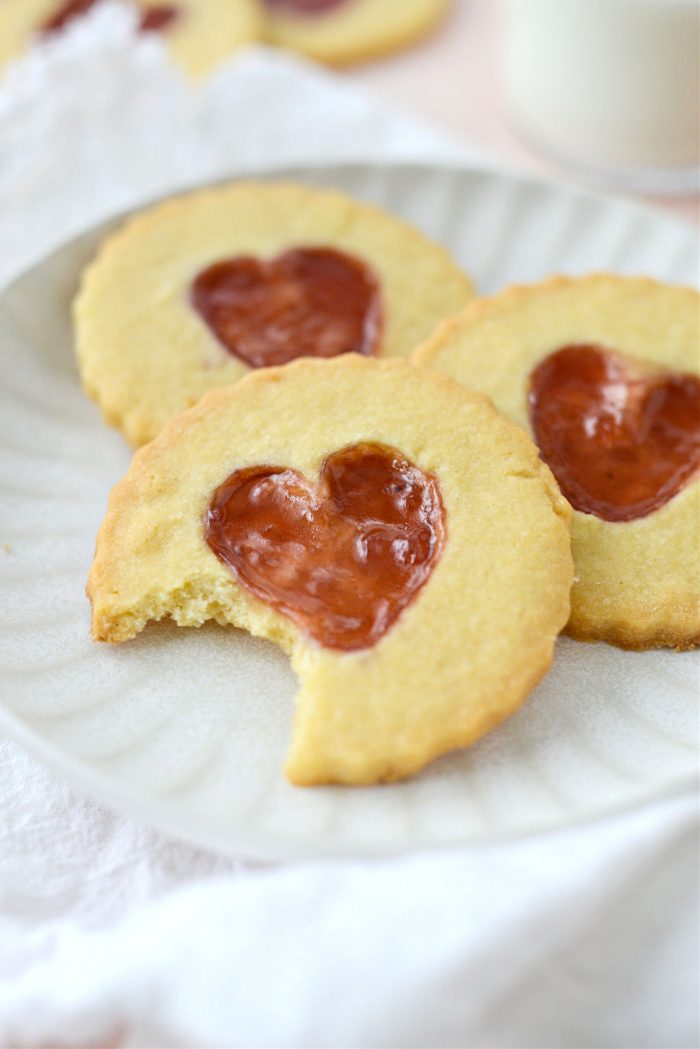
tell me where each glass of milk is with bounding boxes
[502,0,700,194]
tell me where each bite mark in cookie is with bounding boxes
[87,357,571,785]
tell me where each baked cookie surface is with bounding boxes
[74,181,473,447]
[415,275,700,650]
[0,0,262,80]
[262,0,451,66]
[88,356,572,786]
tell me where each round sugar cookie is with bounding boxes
[262,0,451,66]
[0,0,262,80]
[74,181,474,447]
[87,356,573,786]
[415,275,700,651]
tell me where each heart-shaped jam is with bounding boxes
[529,344,700,522]
[205,443,445,651]
[40,0,179,34]
[191,248,383,369]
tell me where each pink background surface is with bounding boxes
[349,0,699,229]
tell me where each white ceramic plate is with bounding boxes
[1,161,698,860]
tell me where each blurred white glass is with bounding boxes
[502,0,700,195]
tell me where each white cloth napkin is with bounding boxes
[0,2,470,288]
[0,8,697,1047]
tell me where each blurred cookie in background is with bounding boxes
[0,0,262,80]
[261,0,452,66]
[0,0,452,79]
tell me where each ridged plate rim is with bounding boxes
[0,158,697,861]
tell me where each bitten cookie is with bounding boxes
[74,181,474,447]
[87,356,573,786]
[415,275,700,650]
[0,0,262,80]
[262,0,451,66]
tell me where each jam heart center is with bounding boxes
[205,443,445,651]
[40,1,179,34]
[529,344,700,522]
[190,247,383,369]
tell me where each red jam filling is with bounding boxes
[191,247,383,369]
[40,0,179,35]
[40,0,96,32]
[138,5,179,32]
[205,443,445,651]
[529,344,700,522]
[263,0,349,15]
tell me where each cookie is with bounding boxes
[74,181,474,447]
[261,0,451,66]
[415,275,700,650]
[0,0,262,80]
[87,356,573,786]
